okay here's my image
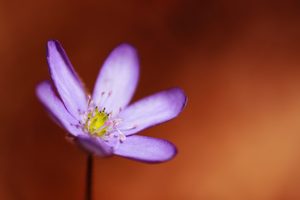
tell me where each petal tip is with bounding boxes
[146,140,178,164]
[115,43,137,53]
[111,43,139,64]
[175,87,188,111]
[168,87,188,116]
[35,80,51,99]
[47,40,60,51]
[131,142,177,164]
[47,39,60,46]
[47,40,64,58]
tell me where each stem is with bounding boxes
[85,154,93,200]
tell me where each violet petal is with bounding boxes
[47,40,88,120]
[114,135,177,163]
[36,81,84,136]
[92,44,139,116]
[118,88,187,136]
[77,135,113,156]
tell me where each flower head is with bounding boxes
[36,40,187,163]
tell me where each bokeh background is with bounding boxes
[1,0,300,199]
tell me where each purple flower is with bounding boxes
[36,40,187,163]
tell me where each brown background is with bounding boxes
[1,0,300,199]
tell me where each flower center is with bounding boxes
[84,107,109,137]
[77,98,136,146]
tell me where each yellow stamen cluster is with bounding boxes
[84,107,109,137]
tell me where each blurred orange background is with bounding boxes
[1,0,300,199]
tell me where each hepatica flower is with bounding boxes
[36,40,187,163]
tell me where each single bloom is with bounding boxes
[36,40,187,163]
